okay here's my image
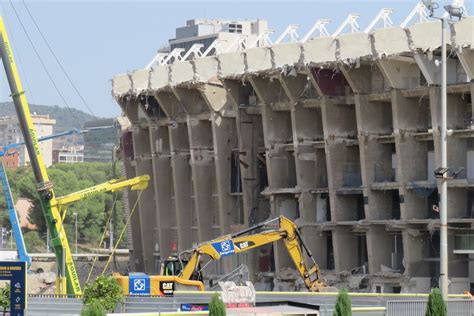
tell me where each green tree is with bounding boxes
[425,288,447,316]
[0,284,10,316]
[23,231,46,252]
[83,276,123,312]
[81,300,106,316]
[333,288,351,316]
[209,292,226,316]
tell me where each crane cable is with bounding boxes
[85,192,120,284]
[8,0,77,121]
[20,0,98,121]
[102,189,144,275]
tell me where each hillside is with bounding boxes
[0,102,102,132]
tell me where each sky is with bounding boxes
[0,0,471,118]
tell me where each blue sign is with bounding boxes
[211,240,235,257]
[181,304,209,311]
[0,261,27,316]
[128,273,150,295]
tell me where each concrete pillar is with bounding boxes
[290,102,327,268]
[168,122,194,251]
[149,123,175,265]
[250,74,297,271]
[321,97,363,272]
[186,116,216,243]
[131,124,157,273]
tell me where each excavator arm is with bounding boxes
[179,216,326,292]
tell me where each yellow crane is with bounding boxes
[0,16,150,295]
[115,216,327,295]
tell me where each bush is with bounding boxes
[333,288,351,316]
[81,300,106,316]
[0,285,9,315]
[425,288,447,316]
[209,292,226,316]
[83,276,123,312]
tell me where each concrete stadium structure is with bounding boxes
[112,13,474,293]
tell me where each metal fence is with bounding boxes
[386,299,473,316]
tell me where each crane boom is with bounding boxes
[0,16,81,295]
[0,17,150,295]
[0,161,31,266]
[0,129,84,267]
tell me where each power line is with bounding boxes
[2,6,37,107]
[21,0,98,121]
[8,0,77,121]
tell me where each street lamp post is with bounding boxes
[73,212,78,254]
[422,0,465,300]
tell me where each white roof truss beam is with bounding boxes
[181,44,204,61]
[333,14,361,37]
[275,24,301,44]
[400,2,429,28]
[364,8,394,32]
[301,19,331,42]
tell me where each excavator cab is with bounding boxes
[162,255,203,282]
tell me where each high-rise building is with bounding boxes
[169,19,269,52]
[0,114,56,167]
[83,118,118,162]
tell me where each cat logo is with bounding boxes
[160,281,175,296]
[235,240,255,250]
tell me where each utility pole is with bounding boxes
[439,16,448,300]
[422,0,466,300]
[73,212,78,254]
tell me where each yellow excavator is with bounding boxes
[114,215,327,295]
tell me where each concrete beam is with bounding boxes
[337,33,372,62]
[457,49,474,81]
[414,54,457,85]
[112,73,132,98]
[170,61,194,85]
[376,58,420,89]
[248,75,291,108]
[218,51,246,78]
[192,57,219,83]
[150,65,170,91]
[246,47,272,73]
[271,43,301,69]
[371,27,410,57]
[301,37,337,65]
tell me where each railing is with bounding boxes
[386,299,473,316]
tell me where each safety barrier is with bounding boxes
[386,299,473,316]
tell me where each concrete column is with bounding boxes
[212,112,239,232]
[168,122,194,251]
[186,116,216,243]
[321,97,362,272]
[250,74,297,271]
[131,124,157,273]
[290,102,327,268]
[149,123,175,264]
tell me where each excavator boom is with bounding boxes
[179,216,326,292]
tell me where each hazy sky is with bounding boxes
[0,0,470,118]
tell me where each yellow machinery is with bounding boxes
[0,16,150,295]
[115,216,326,295]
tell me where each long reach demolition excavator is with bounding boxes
[114,215,328,295]
[0,17,149,295]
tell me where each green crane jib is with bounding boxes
[0,17,149,295]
